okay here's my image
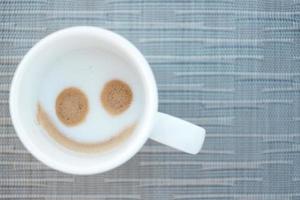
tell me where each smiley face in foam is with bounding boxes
[36,48,145,153]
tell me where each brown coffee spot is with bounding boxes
[101,80,133,115]
[56,87,88,126]
[37,104,136,153]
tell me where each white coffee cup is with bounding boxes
[10,26,206,175]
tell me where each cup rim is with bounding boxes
[9,26,158,175]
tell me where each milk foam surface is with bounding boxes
[38,48,145,143]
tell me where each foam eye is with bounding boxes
[100,80,133,115]
[55,87,89,126]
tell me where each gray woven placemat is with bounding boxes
[1,0,300,199]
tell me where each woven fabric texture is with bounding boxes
[1,0,300,199]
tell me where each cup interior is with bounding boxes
[10,27,158,175]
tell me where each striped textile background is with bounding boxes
[1,0,300,199]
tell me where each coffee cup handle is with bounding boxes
[149,112,206,154]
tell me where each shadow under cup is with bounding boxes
[9,27,158,175]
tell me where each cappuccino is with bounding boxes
[37,48,145,153]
